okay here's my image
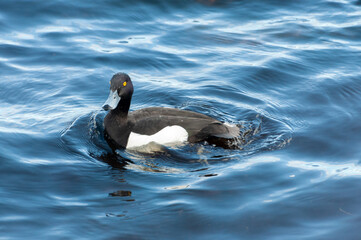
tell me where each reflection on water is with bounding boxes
[288,160,361,179]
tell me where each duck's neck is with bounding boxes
[112,94,132,117]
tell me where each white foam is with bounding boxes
[126,125,188,149]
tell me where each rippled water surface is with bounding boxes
[1,0,361,239]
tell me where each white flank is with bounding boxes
[126,125,188,149]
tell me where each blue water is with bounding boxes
[1,0,361,239]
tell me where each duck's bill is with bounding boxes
[102,90,120,111]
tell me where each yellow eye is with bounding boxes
[123,81,127,87]
[109,81,111,85]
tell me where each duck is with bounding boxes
[102,73,240,150]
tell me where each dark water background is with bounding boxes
[1,0,361,239]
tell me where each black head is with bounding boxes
[110,73,133,96]
[102,73,134,111]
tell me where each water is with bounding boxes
[1,0,361,239]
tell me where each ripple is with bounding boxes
[1,0,361,239]
[288,160,361,179]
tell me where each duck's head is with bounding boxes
[102,73,134,111]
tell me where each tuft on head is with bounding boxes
[110,72,131,90]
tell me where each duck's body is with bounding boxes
[103,73,239,150]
